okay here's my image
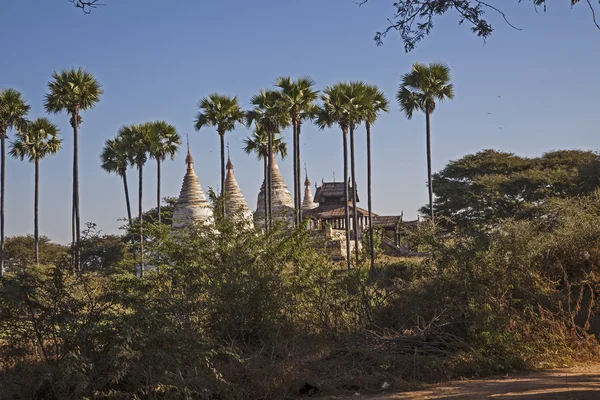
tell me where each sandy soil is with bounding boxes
[339,364,600,399]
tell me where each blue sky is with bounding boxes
[1,1,599,244]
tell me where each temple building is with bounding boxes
[224,155,253,226]
[302,180,373,231]
[254,154,294,223]
[171,148,214,229]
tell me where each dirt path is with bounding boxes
[342,364,600,399]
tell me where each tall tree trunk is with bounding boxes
[267,130,273,228]
[342,127,351,270]
[138,164,144,276]
[73,110,81,272]
[296,120,302,226]
[366,122,375,277]
[426,110,434,220]
[34,158,39,265]
[122,171,136,266]
[1,135,6,275]
[219,132,225,217]
[292,120,298,226]
[156,158,161,224]
[123,172,133,226]
[349,125,360,265]
[263,154,268,231]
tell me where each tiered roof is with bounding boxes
[224,156,253,224]
[171,148,214,229]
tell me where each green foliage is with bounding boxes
[0,89,30,137]
[428,149,600,230]
[4,235,67,269]
[9,118,62,162]
[44,67,102,115]
[2,192,600,398]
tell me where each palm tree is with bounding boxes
[194,94,245,200]
[9,118,62,265]
[0,89,29,273]
[44,67,102,270]
[346,82,370,265]
[242,126,288,229]
[398,62,454,219]
[275,76,319,226]
[121,123,151,276]
[316,82,359,270]
[361,84,389,276]
[148,121,180,224]
[101,135,133,226]
[246,90,290,227]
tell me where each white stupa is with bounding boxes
[171,147,214,229]
[224,155,253,226]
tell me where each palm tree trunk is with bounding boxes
[296,120,302,226]
[122,171,137,267]
[73,110,81,272]
[349,125,360,265]
[34,158,39,265]
[263,154,268,231]
[138,164,144,276]
[156,159,161,224]
[0,135,6,275]
[219,132,225,217]
[426,110,434,220]
[123,172,133,226]
[342,127,351,270]
[292,121,298,226]
[366,122,375,277]
[267,130,273,228]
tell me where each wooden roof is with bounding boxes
[372,216,420,231]
[313,182,359,203]
[302,204,374,219]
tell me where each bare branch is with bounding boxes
[69,0,105,14]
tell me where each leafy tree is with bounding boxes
[362,0,599,52]
[398,62,454,220]
[242,127,288,230]
[44,67,102,271]
[79,222,128,273]
[246,90,290,227]
[4,235,67,270]
[0,89,30,274]
[194,94,245,199]
[316,82,361,270]
[359,84,389,276]
[10,118,62,264]
[148,121,180,224]
[275,77,319,226]
[427,149,600,230]
[120,123,152,275]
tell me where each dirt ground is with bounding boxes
[338,363,600,399]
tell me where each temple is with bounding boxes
[224,155,253,226]
[302,179,371,231]
[253,154,294,223]
[171,147,214,229]
[169,149,413,257]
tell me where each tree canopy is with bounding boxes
[426,149,600,230]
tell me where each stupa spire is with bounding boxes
[302,165,318,210]
[224,152,253,225]
[171,140,213,229]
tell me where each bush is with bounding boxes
[1,194,599,399]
